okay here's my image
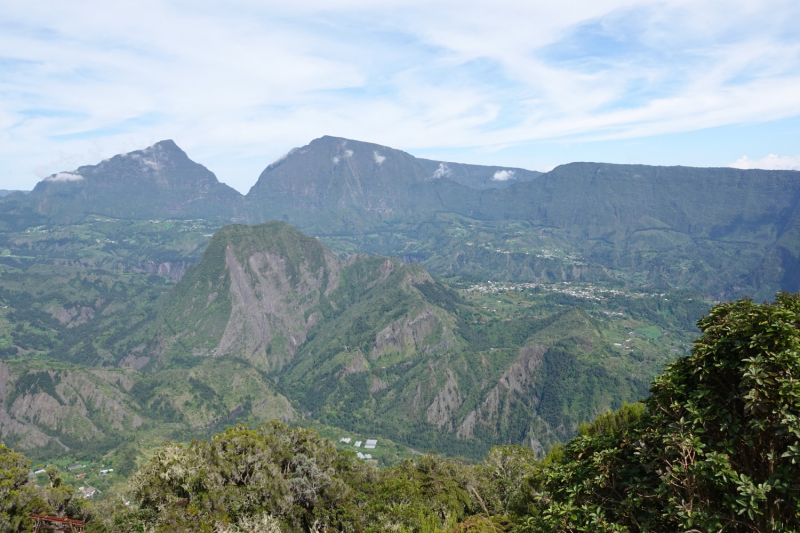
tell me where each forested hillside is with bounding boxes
[2,221,700,459]
[3,294,799,531]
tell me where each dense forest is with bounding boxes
[3,294,799,532]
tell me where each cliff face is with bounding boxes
[0,362,142,451]
[0,358,295,453]
[242,136,540,232]
[152,222,344,372]
[213,242,341,371]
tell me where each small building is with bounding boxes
[339,437,351,444]
[354,441,362,448]
[79,486,100,499]
[100,469,113,475]
[356,452,365,459]
[364,439,377,449]
[68,464,84,471]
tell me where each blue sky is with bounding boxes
[1,0,799,192]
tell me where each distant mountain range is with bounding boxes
[4,136,798,298]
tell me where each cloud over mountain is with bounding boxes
[44,172,84,182]
[731,154,800,171]
[492,170,515,181]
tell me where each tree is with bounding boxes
[0,442,37,532]
[525,293,800,532]
[130,421,358,531]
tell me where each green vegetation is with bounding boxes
[5,138,800,530]
[523,292,800,531]
[3,293,797,531]
[0,443,90,532]
[0,219,707,470]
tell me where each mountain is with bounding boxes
[243,136,540,232]
[0,216,702,458]
[240,140,800,297]
[145,221,684,456]
[9,136,800,296]
[25,140,243,223]
[6,137,800,459]
[0,357,293,456]
[0,190,29,197]
[151,221,345,372]
[452,162,800,298]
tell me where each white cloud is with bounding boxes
[343,149,353,157]
[373,151,386,165]
[492,169,515,181]
[44,172,84,182]
[730,154,800,171]
[332,156,340,164]
[267,147,298,169]
[433,163,452,179]
[128,153,159,170]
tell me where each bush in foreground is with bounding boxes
[526,293,800,532]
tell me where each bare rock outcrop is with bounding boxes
[215,245,342,371]
[0,365,143,450]
[456,345,545,439]
[426,369,464,430]
[372,307,455,359]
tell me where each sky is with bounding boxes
[1,0,800,193]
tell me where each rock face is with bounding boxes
[0,363,143,451]
[371,307,455,359]
[28,140,243,223]
[137,260,190,281]
[214,240,341,371]
[456,345,546,440]
[426,369,464,430]
[154,221,345,371]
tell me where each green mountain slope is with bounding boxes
[0,357,293,458]
[148,221,690,457]
[7,137,790,462]
[313,162,800,298]
[0,218,703,460]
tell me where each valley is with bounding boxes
[1,136,797,502]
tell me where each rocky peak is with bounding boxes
[29,140,242,222]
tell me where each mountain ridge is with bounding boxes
[7,137,800,298]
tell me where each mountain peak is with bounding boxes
[28,140,241,222]
[151,139,180,150]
